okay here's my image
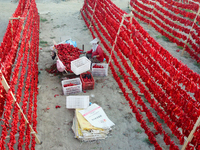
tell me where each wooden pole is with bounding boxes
[89,0,98,28]
[0,70,42,144]
[108,15,125,65]
[181,116,200,150]
[9,17,24,20]
[108,13,134,65]
[181,5,200,56]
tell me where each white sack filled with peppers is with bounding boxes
[54,43,84,73]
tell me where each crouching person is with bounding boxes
[86,38,104,63]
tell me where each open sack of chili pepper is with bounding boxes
[54,43,84,73]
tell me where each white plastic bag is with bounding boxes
[79,103,115,129]
[56,59,65,72]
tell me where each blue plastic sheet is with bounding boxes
[65,39,77,47]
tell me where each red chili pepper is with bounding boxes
[64,83,77,87]
[93,64,104,68]
[54,94,59,97]
[55,105,61,108]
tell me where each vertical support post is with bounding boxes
[108,13,134,66]
[181,116,200,150]
[9,17,24,45]
[181,5,200,56]
[0,70,41,144]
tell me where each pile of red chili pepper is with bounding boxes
[55,44,83,72]
[63,83,77,87]
[45,64,61,75]
[93,64,104,68]
[82,72,93,82]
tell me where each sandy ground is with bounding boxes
[0,0,200,150]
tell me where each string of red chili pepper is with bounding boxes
[81,6,95,38]
[25,7,38,148]
[18,42,34,148]
[32,4,40,148]
[86,9,112,55]
[80,3,95,38]
[90,14,112,54]
[0,78,8,149]
[25,42,35,150]
[83,4,112,43]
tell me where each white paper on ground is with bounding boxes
[79,103,115,129]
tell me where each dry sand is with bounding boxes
[0,0,200,150]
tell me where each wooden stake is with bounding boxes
[0,70,41,144]
[108,13,134,65]
[181,5,200,56]
[181,116,200,150]
[108,14,126,65]
[9,17,24,20]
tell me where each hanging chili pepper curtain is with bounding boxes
[130,0,200,63]
[81,0,200,149]
[0,0,39,149]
